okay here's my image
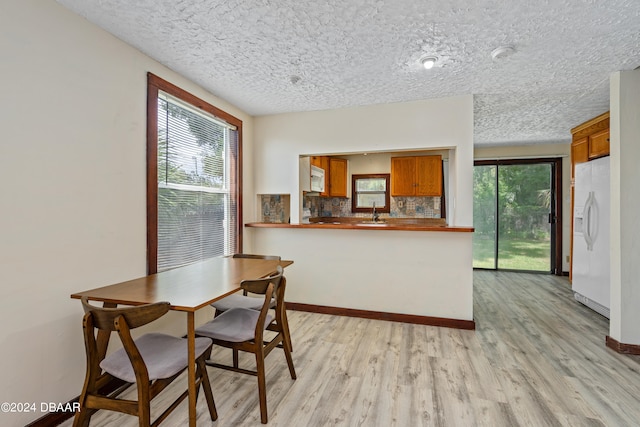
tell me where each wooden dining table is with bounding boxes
[71,256,292,426]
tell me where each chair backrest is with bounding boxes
[80,297,173,388]
[233,253,281,261]
[241,266,287,339]
[81,297,170,331]
[239,266,283,296]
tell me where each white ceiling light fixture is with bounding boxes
[491,45,515,61]
[421,56,438,70]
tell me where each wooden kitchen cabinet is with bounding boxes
[390,157,416,196]
[416,156,442,196]
[310,156,327,170]
[589,128,610,160]
[571,112,610,177]
[570,137,588,178]
[328,158,348,197]
[311,156,348,197]
[571,137,588,165]
[391,155,442,197]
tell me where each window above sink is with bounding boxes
[352,174,390,214]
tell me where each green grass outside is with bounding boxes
[473,235,550,271]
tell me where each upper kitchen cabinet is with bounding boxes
[570,111,610,177]
[390,157,415,196]
[391,155,442,197]
[310,156,348,197]
[571,137,588,169]
[588,128,610,160]
[329,158,348,197]
[415,156,442,196]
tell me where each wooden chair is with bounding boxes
[211,253,293,352]
[196,266,296,424]
[74,297,217,427]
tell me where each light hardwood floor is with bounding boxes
[61,271,640,426]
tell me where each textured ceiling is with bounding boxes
[57,0,640,146]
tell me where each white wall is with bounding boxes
[474,143,572,272]
[247,95,474,322]
[252,227,474,320]
[0,1,253,424]
[251,95,474,226]
[609,70,640,345]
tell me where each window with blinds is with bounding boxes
[149,79,240,272]
[351,174,391,213]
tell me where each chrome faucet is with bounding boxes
[372,202,380,222]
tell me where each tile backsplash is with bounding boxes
[259,194,290,223]
[259,194,442,222]
[303,195,441,219]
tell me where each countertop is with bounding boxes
[245,217,474,232]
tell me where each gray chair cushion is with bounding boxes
[100,333,212,383]
[196,308,274,342]
[211,293,276,312]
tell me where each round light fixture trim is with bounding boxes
[421,56,437,70]
[491,45,515,61]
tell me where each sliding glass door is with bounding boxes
[473,159,561,273]
[472,165,497,269]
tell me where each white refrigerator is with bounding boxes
[572,156,610,318]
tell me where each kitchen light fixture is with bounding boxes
[491,45,515,61]
[421,56,437,70]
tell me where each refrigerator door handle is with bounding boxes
[584,192,594,251]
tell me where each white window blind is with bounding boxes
[351,174,390,213]
[354,177,387,208]
[156,91,238,271]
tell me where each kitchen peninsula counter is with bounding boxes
[246,218,473,232]
[245,217,475,328]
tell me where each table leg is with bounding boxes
[187,312,196,427]
[96,302,117,360]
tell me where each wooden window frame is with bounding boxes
[351,174,391,213]
[146,73,243,274]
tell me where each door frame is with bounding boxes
[474,157,563,275]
